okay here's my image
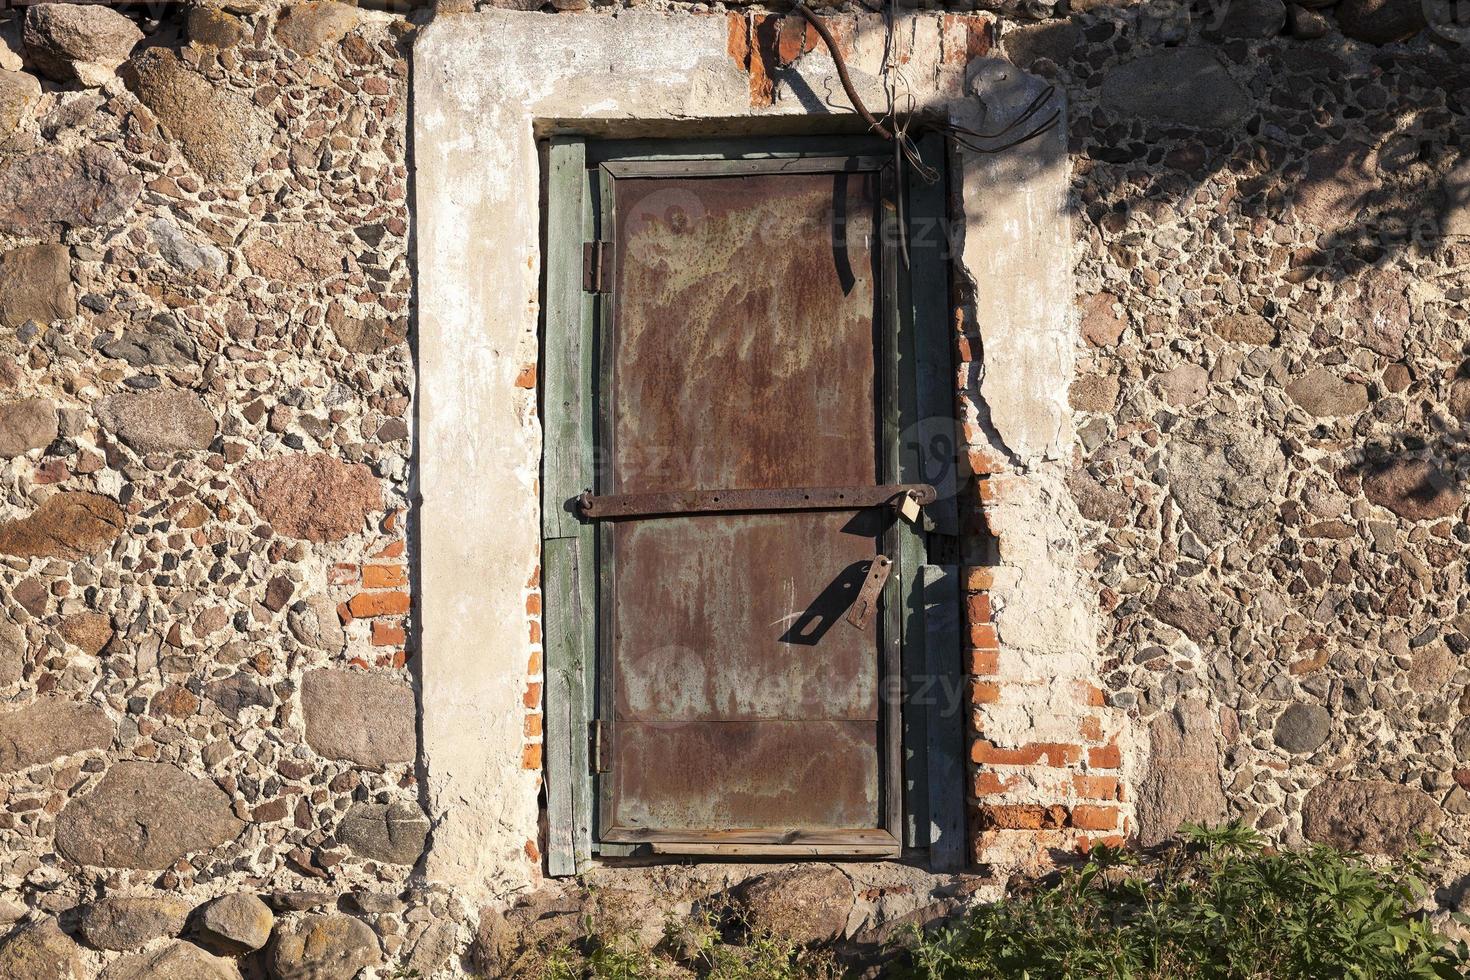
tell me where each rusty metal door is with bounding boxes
[585,156,907,854]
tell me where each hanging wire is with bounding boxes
[792,0,1061,167]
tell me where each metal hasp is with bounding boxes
[846,555,893,631]
[577,483,936,520]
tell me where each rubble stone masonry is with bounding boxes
[0,0,1466,973]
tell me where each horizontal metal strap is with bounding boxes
[576,483,936,520]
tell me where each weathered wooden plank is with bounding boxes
[541,137,593,877]
[923,563,967,871]
[542,138,590,543]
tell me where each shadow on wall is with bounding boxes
[984,0,1470,487]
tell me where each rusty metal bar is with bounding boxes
[577,483,935,520]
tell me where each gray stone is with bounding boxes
[0,618,22,686]
[1336,0,1427,42]
[96,390,217,455]
[405,919,457,976]
[245,224,347,285]
[98,318,199,368]
[326,304,407,353]
[1100,49,1251,130]
[54,761,243,869]
[0,492,125,559]
[0,68,40,137]
[1347,271,1410,358]
[239,454,381,542]
[1002,20,1081,72]
[734,865,854,944]
[148,216,227,275]
[1207,0,1287,37]
[0,696,111,772]
[203,674,274,721]
[1137,699,1227,845]
[77,896,190,951]
[187,7,248,48]
[1450,378,1470,421]
[0,921,85,980]
[1295,141,1376,230]
[0,244,76,328]
[273,1,362,56]
[1444,160,1470,238]
[1285,368,1369,417]
[1154,586,1222,642]
[337,800,429,865]
[1288,4,1332,38]
[288,595,347,653]
[23,4,142,87]
[100,940,242,980]
[1067,466,1125,523]
[1165,416,1287,544]
[0,397,58,458]
[1363,460,1461,521]
[196,893,274,954]
[267,914,382,980]
[1214,312,1277,344]
[0,146,140,236]
[122,48,272,184]
[301,669,415,767]
[1302,780,1441,855]
[1273,704,1331,754]
[1154,363,1209,407]
[1451,716,1470,758]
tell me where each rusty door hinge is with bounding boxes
[846,555,892,631]
[583,241,613,294]
[591,720,611,773]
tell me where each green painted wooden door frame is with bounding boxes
[540,134,963,875]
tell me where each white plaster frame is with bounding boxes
[412,9,1080,901]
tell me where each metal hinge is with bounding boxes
[582,241,612,294]
[591,720,611,773]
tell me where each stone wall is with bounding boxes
[0,0,1466,975]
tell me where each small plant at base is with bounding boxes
[893,822,1470,980]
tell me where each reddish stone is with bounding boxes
[238,454,381,543]
[0,492,125,559]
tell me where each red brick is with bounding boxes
[347,591,410,617]
[966,592,991,624]
[968,649,1000,675]
[526,650,542,675]
[969,623,998,649]
[362,564,406,589]
[1080,716,1103,742]
[978,803,1067,830]
[529,619,541,645]
[526,592,541,615]
[972,771,1018,796]
[515,364,536,389]
[967,446,1008,476]
[521,742,542,770]
[374,540,405,559]
[371,621,405,647]
[524,713,543,738]
[523,682,541,709]
[972,740,1081,767]
[964,566,995,591]
[1073,775,1119,800]
[1089,743,1122,769]
[328,563,359,585]
[969,680,1000,705]
[1070,805,1119,831]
